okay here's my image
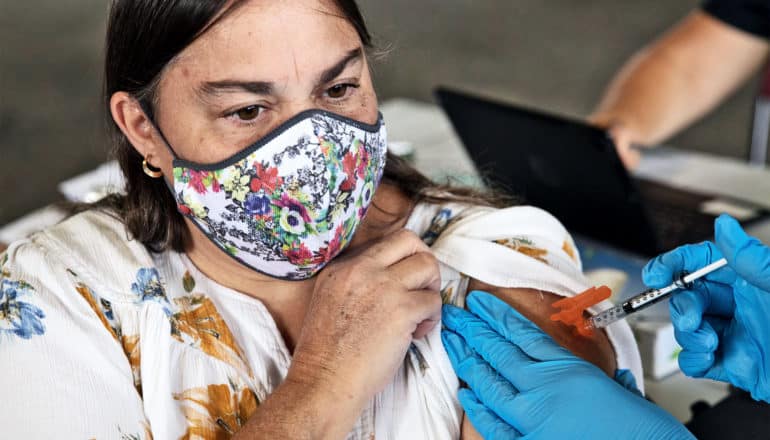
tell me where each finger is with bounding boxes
[678,350,716,378]
[409,289,442,339]
[465,291,574,362]
[716,214,770,291]
[442,304,536,390]
[388,251,441,292]
[642,242,735,289]
[441,331,524,428]
[673,319,719,354]
[458,389,523,440]
[363,229,430,266]
[676,318,726,378]
[414,318,439,339]
[669,285,735,332]
[617,142,641,170]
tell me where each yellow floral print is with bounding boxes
[73,278,145,394]
[170,294,249,374]
[493,237,549,264]
[122,334,142,394]
[74,283,120,341]
[222,169,251,203]
[562,240,577,262]
[174,380,258,439]
[440,286,455,305]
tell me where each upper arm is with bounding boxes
[0,243,148,437]
[657,10,769,95]
[467,279,617,377]
[457,283,616,440]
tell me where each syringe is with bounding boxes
[590,258,728,329]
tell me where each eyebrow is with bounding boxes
[318,47,363,84]
[197,48,363,98]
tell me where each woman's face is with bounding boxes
[148,0,378,169]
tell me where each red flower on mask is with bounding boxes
[187,170,207,194]
[314,224,346,264]
[286,243,313,266]
[177,204,192,216]
[186,170,220,194]
[251,163,283,193]
[340,152,358,192]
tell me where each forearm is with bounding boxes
[592,11,769,146]
[591,45,706,146]
[234,366,366,439]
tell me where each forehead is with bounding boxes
[171,0,362,82]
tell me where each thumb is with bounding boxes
[715,214,770,291]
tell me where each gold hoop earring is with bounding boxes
[142,155,164,178]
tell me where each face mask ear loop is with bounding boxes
[137,98,181,159]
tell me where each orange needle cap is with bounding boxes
[550,286,612,337]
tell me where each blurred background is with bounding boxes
[0,0,759,225]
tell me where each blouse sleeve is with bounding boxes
[415,203,645,392]
[0,240,150,438]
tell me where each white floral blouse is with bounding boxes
[0,203,641,439]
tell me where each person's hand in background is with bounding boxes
[589,12,769,172]
[589,116,642,169]
[643,214,770,403]
[442,291,693,439]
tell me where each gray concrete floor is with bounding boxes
[1,0,762,224]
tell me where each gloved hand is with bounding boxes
[643,214,770,403]
[441,290,693,440]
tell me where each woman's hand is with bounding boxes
[240,229,441,438]
[443,291,694,440]
[290,228,442,408]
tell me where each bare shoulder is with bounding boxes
[467,279,617,377]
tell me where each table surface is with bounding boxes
[6,97,770,422]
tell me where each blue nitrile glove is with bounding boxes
[441,291,693,440]
[643,214,770,403]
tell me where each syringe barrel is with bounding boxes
[624,287,676,313]
[590,304,627,329]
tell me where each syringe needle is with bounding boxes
[590,257,729,329]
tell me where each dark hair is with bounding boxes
[97,0,509,252]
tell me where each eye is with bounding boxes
[234,105,262,121]
[326,83,359,99]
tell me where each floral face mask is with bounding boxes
[157,109,387,280]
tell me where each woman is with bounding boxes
[0,0,641,438]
